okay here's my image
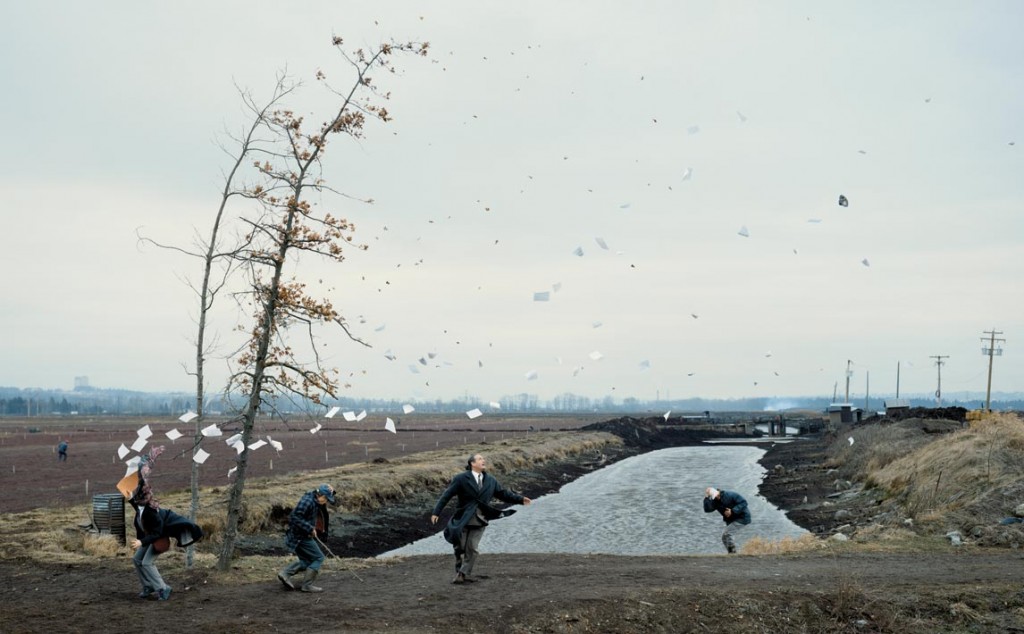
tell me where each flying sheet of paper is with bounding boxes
[325,406,340,418]
[664,411,672,421]
[572,246,584,257]
[737,225,750,238]
[687,125,700,135]
[402,404,415,414]
[225,433,242,446]
[267,436,283,452]
[343,411,357,422]
[193,449,210,465]
[124,456,142,477]
[589,350,604,361]
[117,443,130,460]
[355,410,367,422]
[848,437,855,446]
[178,411,199,424]
[533,291,550,302]
[248,440,267,451]
[466,408,483,419]
[408,364,421,374]
[165,429,182,441]
[572,366,582,377]
[385,418,397,434]
[201,424,222,437]
[489,401,501,409]
[374,324,386,332]
[525,369,538,380]
[384,350,397,361]
[592,321,603,328]
[552,282,562,293]
[595,237,609,250]
[681,167,693,181]
[310,423,322,434]
[229,440,244,454]
[861,258,871,267]
[136,425,153,440]
[228,466,237,477]
[639,360,651,370]
[130,437,148,452]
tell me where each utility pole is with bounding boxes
[896,361,901,398]
[845,360,853,403]
[930,355,949,406]
[980,329,1005,411]
[865,371,870,413]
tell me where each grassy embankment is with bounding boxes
[743,411,1024,555]
[0,430,620,569]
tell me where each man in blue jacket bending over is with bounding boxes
[703,486,752,554]
[431,453,531,584]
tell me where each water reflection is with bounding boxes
[383,445,806,557]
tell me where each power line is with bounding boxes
[981,329,1005,411]
[929,355,949,406]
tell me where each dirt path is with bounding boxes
[3,551,1023,633]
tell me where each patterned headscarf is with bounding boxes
[136,446,165,509]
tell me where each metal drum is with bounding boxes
[92,493,126,545]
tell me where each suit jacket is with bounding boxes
[433,470,523,545]
[129,475,204,548]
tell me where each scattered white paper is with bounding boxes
[736,110,747,123]
[165,429,182,441]
[639,360,651,370]
[325,406,340,419]
[267,436,283,452]
[533,291,550,302]
[589,350,604,361]
[229,439,245,454]
[595,237,609,250]
[525,369,538,380]
[848,437,855,446]
[427,352,438,359]
[807,218,822,223]
[737,225,750,238]
[408,365,421,374]
[418,357,428,366]
[201,424,222,437]
[489,401,501,409]
[592,321,603,329]
[402,404,415,414]
[124,456,142,477]
[572,246,584,257]
[356,410,367,422]
[861,258,871,267]
[572,366,583,377]
[131,437,148,452]
[385,418,397,434]
[228,466,237,477]
[552,282,562,293]
[193,449,210,465]
[466,408,483,419]
[687,125,700,135]
[310,423,322,434]
[374,324,386,332]
[225,433,243,447]
[136,425,153,440]
[343,411,357,422]
[384,350,397,361]
[248,440,267,451]
[681,167,693,181]
[178,412,198,424]
[117,444,130,460]
[619,203,631,209]
[664,411,672,421]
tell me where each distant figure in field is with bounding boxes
[128,447,204,600]
[703,486,751,554]
[278,484,338,593]
[431,453,531,584]
[57,440,68,462]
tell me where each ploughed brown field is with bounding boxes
[0,414,605,513]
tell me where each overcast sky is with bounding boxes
[2,1,1021,404]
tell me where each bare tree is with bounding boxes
[138,78,295,567]
[216,37,427,570]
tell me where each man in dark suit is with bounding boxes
[431,453,531,584]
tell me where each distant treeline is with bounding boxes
[1,386,1021,417]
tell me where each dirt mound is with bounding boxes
[885,406,968,422]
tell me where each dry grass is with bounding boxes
[858,413,1024,527]
[0,431,620,566]
[740,533,822,555]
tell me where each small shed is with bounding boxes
[884,398,910,417]
[827,403,863,426]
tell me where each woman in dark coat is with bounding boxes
[128,447,203,600]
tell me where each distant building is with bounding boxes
[74,376,90,390]
[884,398,910,417]
[827,403,863,426]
